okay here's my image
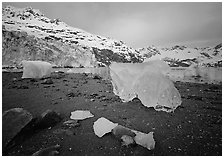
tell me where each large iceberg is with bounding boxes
[109,60,182,112]
[22,60,53,79]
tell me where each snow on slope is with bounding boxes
[2,6,221,68]
[138,45,222,67]
[2,6,142,67]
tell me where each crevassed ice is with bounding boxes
[109,60,182,112]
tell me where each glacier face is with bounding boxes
[2,5,142,67]
[109,60,182,112]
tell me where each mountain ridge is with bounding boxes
[2,5,222,68]
[138,44,222,67]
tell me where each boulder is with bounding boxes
[35,110,62,129]
[112,125,136,139]
[41,78,53,84]
[2,108,33,149]
[32,144,60,156]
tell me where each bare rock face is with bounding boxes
[2,108,33,149]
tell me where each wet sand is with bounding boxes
[2,71,222,156]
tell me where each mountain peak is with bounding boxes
[2,5,143,67]
[2,5,221,68]
[3,5,44,18]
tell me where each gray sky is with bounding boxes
[2,2,222,49]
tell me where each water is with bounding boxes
[167,67,222,84]
[3,66,222,84]
[54,67,111,80]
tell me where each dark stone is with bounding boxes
[30,78,38,82]
[2,108,33,150]
[93,74,102,80]
[41,78,53,85]
[90,93,99,98]
[63,120,80,128]
[66,92,76,98]
[32,144,60,156]
[112,125,136,139]
[35,110,62,129]
[187,95,203,101]
[51,72,65,79]
[17,85,29,89]
[66,92,82,98]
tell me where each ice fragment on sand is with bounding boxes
[22,60,52,79]
[93,117,118,137]
[132,130,155,150]
[93,117,155,150]
[112,125,155,150]
[70,110,94,120]
[109,60,182,112]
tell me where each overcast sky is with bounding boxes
[2,2,222,49]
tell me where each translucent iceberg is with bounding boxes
[109,60,182,112]
[22,60,52,79]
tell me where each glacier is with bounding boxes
[109,60,182,112]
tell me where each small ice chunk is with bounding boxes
[70,110,94,120]
[132,130,155,150]
[93,117,118,137]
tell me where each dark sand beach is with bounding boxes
[2,71,222,156]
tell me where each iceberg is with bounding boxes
[109,60,181,112]
[22,60,52,79]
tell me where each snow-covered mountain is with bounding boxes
[138,44,222,67]
[2,6,142,67]
[2,6,222,68]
